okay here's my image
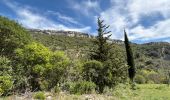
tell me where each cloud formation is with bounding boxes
[2,0,170,43]
[47,11,80,25]
[68,0,101,16]
[99,0,170,42]
[3,0,91,32]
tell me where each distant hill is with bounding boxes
[27,29,124,44]
[29,29,170,74]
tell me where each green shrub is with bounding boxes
[147,80,154,84]
[0,76,13,96]
[14,42,70,91]
[67,81,96,94]
[112,83,133,99]
[82,60,103,82]
[33,91,46,100]
[52,86,60,94]
[40,80,49,91]
[147,73,163,84]
[0,16,32,56]
[82,60,104,93]
[0,56,13,96]
[135,74,146,84]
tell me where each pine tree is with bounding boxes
[90,17,112,93]
[91,17,112,62]
[124,30,136,82]
[89,18,128,93]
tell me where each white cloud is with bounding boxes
[129,0,170,20]
[3,0,91,32]
[3,0,170,42]
[130,19,170,40]
[47,11,80,25]
[68,0,101,16]
[99,0,170,42]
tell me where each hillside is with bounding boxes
[1,15,170,99]
[29,30,170,84]
[1,0,170,99]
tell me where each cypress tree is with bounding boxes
[168,71,170,86]
[124,30,136,82]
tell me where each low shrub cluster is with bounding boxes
[65,81,96,94]
[135,70,166,84]
[33,91,46,100]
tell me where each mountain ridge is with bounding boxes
[27,28,170,45]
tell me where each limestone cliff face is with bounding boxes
[27,29,125,44]
[27,29,95,38]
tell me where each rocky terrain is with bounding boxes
[27,29,124,44]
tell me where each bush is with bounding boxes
[14,42,70,91]
[112,83,133,99]
[0,56,13,96]
[67,81,96,94]
[40,80,49,91]
[135,75,146,84]
[82,60,103,82]
[147,73,163,84]
[33,91,46,100]
[0,16,32,56]
[0,76,13,96]
[52,86,60,94]
[82,60,104,93]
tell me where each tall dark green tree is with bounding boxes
[124,30,136,82]
[89,17,112,93]
[91,17,112,62]
[89,17,127,93]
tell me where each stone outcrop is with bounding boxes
[27,29,95,38]
[27,29,124,44]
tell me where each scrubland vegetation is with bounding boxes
[0,16,170,99]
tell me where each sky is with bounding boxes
[0,0,170,43]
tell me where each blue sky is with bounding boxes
[0,0,170,43]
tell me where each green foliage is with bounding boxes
[31,30,170,84]
[0,76,13,96]
[66,60,83,82]
[83,46,128,93]
[135,75,146,84]
[112,83,134,99]
[0,56,13,96]
[14,42,51,91]
[135,84,170,100]
[102,45,128,86]
[1,15,170,97]
[124,30,136,82]
[88,17,115,93]
[13,42,70,91]
[86,18,128,93]
[43,51,70,90]
[67,81,96,94]
[52,86,60,94]
[33,91,46,100]
[82,60,103,92]
[147,72,163,84]
[136,70,167,84]
[83,60,103,82]
[90,17,112,62]
[15,42,51,66]
[0,16,32,56]
[31,32,93,51]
